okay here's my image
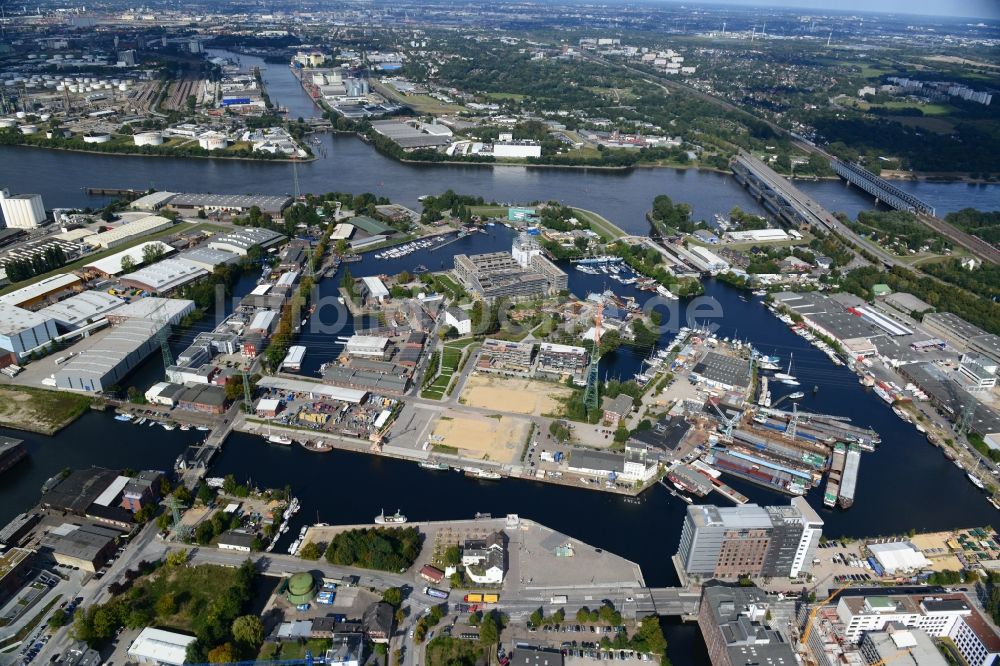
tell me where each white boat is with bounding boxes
[773,353,796,382]
[968,473,986,490]
[162,423,176,431]
[268,434,293,445]
[788,392,805,400]
[375,509,408,524]
[781,379,800,387]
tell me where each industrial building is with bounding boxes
[83,241,176,278]
[536,342,589,377]
[174,246,242,271]
[0,547,34,606]
[166,193,291,217]
[370,119,453,150]
[208,227,285,255]
[676,497,823,579]
[322,362,408,394]
[54,309,192,392]
[48,523,119,572]
[344,335,390,359]
[0,273,82,308]
[922,312,1000,364]
[84,215,174,250]
[36,291,124,329]
[127,628,197,666]
[0,303,58,357]
[689,351,751,391]
[119,258,208,294]
[899,363,1000,437]
[360,276,389,305]
[104,297,194,326]
[0,189,46,229]
[697,584,798,666]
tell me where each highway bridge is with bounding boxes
[731,151,903,269]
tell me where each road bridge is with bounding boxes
[731,152,902,269]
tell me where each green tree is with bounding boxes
[207,643,238,663]
[166,550,189,567]
[48,609,68,630]
[530,608,544,626]
[120,255,136,273]
[142,243,166,264]
[299,541,321,560]
[478,612,498,646]
[232,615,265,649]
[382,587,403,608]
[444,545,462,566]
[155,592,178,617]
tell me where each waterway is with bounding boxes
[0,48,998,662]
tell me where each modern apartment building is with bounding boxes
[677,497,823,579]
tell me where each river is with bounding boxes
[0,49,998,663]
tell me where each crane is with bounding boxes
[799,580,852,648]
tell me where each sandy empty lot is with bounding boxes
[460,375,572,416]
[431,411,528,464]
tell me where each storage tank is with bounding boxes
[118,84,128,92]
[82,131,111,144]
[198,133,228,150]
[134,131,164,146]
[19,124,39,135]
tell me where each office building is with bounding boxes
[677,497,822,579]
[454,236,566,300]
[478,338,535,373]
[859,626,947,666]
[698,584,798,666]
[536,342,589,376]
[0,189,46,229]
[835,593,1000,666]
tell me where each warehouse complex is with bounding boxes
[84,215,174,250]
[208,227,285,255]
[54,299,195,392]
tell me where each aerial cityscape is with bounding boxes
[0,1,998,665]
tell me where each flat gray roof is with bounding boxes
[209,227,285,250]
[691,351,750,388]
[0,303,53,335]
[167,193,291,213]
[924,312,986,340]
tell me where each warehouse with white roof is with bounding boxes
[0,303,59,356]
[83,241,176,277]
[36,291,124,329]
[127,628,197,666]
[174,246,241,271]
[207,227,284,255]
[118,259,208,294]
[0,273,82,308]
[84,215,174,249]
[868,541,931,574]
[105,297,194,326]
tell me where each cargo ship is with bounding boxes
[838,443,860,509]
[706,449,807,496]
[825,443,846,508]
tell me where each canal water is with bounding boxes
[1,48,998,662]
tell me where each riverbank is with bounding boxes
[0,138,319,163]
[0,386,93,435]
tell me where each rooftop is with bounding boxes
[120,259,208,292]
[0,303,54,336]
[167,193,291,213]
[83,241,176,276]
[36,290,124,327]
[0,273,81,307]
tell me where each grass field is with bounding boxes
[370,80,466,115]
[0,386,92,435]
[874,101,956,116]
[470,205,510,219]
[0,222,229,297]
[467,205,626,240]
[420,345,464,400]
[483,91,526,102]
[426,636,486,666]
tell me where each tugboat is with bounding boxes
[375,509,408,525]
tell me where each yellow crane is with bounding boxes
[799,580,852,647]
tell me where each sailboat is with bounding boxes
[774,353,799,385]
